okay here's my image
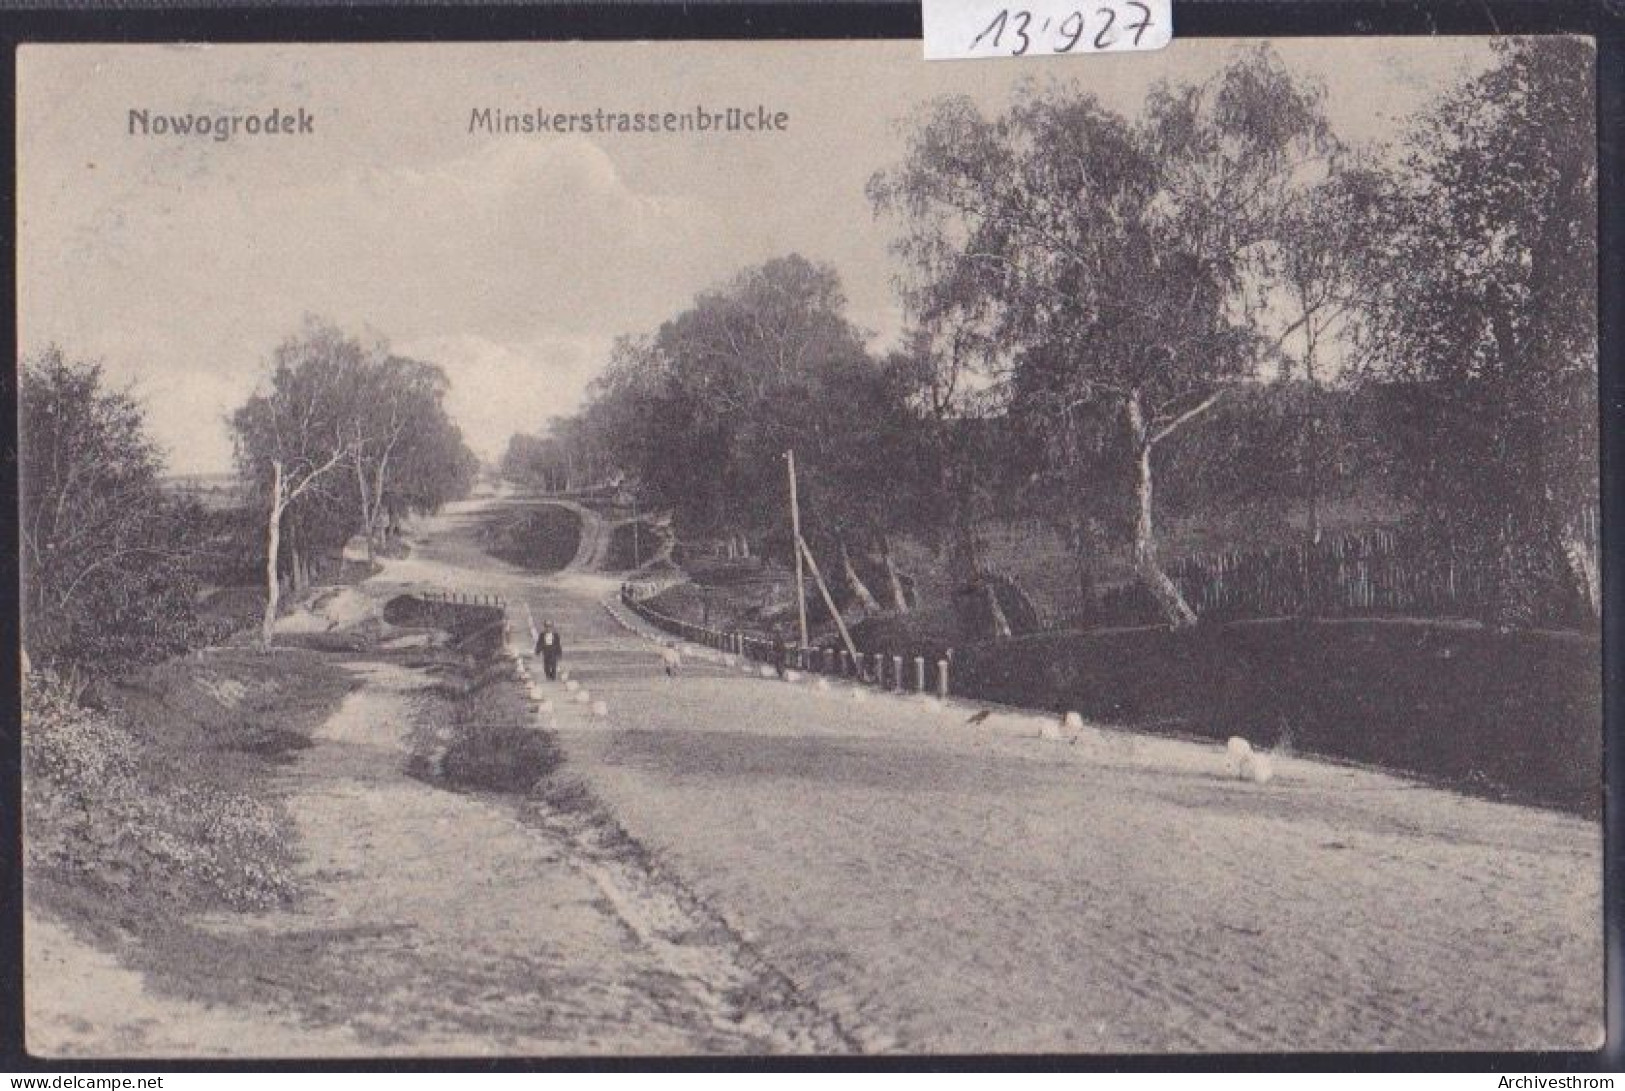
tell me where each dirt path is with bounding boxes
[172,657,843,1056]
[389,496,1604,1052]
[547,497,609,571]
[24,914,365,1059]
[27,498,849,1057]
[33,657,847,1057]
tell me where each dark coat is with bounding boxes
[535,629,563,659]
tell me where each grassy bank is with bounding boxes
[479,504,581,573]
[604,518,667,571]
[642,562,1600,815]
[25,647,357,939]
[948,619,1601,816]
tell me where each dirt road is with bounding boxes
[28,493,1605,1056]
[401,495,1604,1053]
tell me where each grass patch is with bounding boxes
[442,725,562,794]
[400,610,564,795]
[106,647,356,772]
[478,503,580,573]
[953,619,1601,816]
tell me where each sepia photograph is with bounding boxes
[15,36,1604,1058]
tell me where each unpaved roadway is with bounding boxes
[28,492,1605,1056]
[398,494,1604,1053]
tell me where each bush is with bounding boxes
[441,726,562,793]
[605,518,664,570]
[21,350,216,674]
[24,671,297,910]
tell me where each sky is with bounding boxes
[17,38,1496,473]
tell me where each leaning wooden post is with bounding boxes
[794,533,861,668]
[786,449,810,651]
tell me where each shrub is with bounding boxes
[479,505,581,573]
[20,349,215,674]
[23,671,297,910]
[441,726,562,794]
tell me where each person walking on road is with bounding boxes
[535,621,563,681]
[771,635,788,680]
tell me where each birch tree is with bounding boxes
[231,322,365,649]
[871,46,1339,627]
[346,355,454,561]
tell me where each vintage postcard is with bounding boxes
[16,38,1603,1057]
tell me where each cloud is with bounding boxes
[23,130,729,472]
[397,330,610,462]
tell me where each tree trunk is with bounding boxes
[985,581,1013,639]
[1126,393,1198,629]
[1066,516,1099,626]
[261,461,284,650]
[840,540,882,613]
[943,462,980,590]
[354,456,376,564]
[1304,326,1324,548]
[368,450,391,561]
[1560,522,1600,619]
[881,536,910,614]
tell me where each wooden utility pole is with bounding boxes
[631,493,641,567]
[786,449,809,649]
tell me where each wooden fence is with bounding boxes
[1096,518,1595,628]
[410,589,507,635]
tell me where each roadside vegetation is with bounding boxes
[477,503,582,574]
[23,649,353,933]
[505,39,1595,642]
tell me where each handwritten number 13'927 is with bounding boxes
[971,5,1154,55]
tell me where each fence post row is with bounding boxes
[616,583,957,698]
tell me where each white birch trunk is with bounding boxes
[1127,393,1198,630]
[261,460,284,650]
